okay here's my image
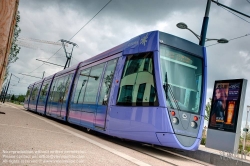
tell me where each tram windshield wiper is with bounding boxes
[163,72,181,111]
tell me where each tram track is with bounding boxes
[95,133,213,166]
[108,139,178,166]
[152,146,213,166]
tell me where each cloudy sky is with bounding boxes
[7,0,250,125]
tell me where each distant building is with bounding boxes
[0,0,19,90]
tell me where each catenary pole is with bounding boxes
[0,83,7,102]
[3,74,12,103]
[199,0,211,46]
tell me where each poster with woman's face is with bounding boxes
[208,80,243,133]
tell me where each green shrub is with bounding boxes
[201,138,206,145]
[246,146,250,152]
[238,144,250,152]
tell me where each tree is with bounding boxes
[5,11,21,81]
[17,95,25,103]
[205,98,212,121]
[11,94,15,101]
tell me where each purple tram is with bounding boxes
[24,31,207,151]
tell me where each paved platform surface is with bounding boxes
[0,102,210,166]
[171,131,250,166]
[177,145,250,166]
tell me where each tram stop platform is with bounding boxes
[174,144,250,166]
[1,102,250,166]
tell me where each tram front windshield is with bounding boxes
[160,45,203,114]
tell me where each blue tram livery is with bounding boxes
[24,31,207,151]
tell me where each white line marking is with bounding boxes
[9,103,151,166]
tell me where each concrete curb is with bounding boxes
[175,149,250,166]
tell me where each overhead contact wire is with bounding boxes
[19,0,112,81]
[206,33,250,47]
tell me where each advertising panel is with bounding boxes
[208,79,244,133]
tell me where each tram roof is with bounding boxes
[42,30,204,81]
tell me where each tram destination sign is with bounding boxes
[208,79,246,133]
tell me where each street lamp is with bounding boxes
[176,22,229,45]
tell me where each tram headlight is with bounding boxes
[191,121,197,128]
[172,117,179,124]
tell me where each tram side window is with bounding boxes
[30,88,35,101]
[52,78,62,102]
[117,52,158,106]
[136,83,146,105]
[54,76,68,103]
[56,78,63,102]
[62,74,73,103]
[98,59,117,105]
[150,85,157,103]
[35,83,42,100]
[48,75,72,104]
[72,69,90,104]
[119,85,133,104]
[39,81,50,103]
[31,86,38,101]
[83,63,105,104]
[49,78,59,102]
[25,88,31,101]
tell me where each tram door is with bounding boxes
[56,76,66,118]
[95,59,117,129]
[56,74,72,119]
[47,74,72,119]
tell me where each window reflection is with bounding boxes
[31,86,39,101]
[71,59,118,107]
[39,81,49,102]
[25,87,31,101]
[117,52,158,106]
[83,63,104,104]
[48,74,73,104]
[98,59,117,105]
